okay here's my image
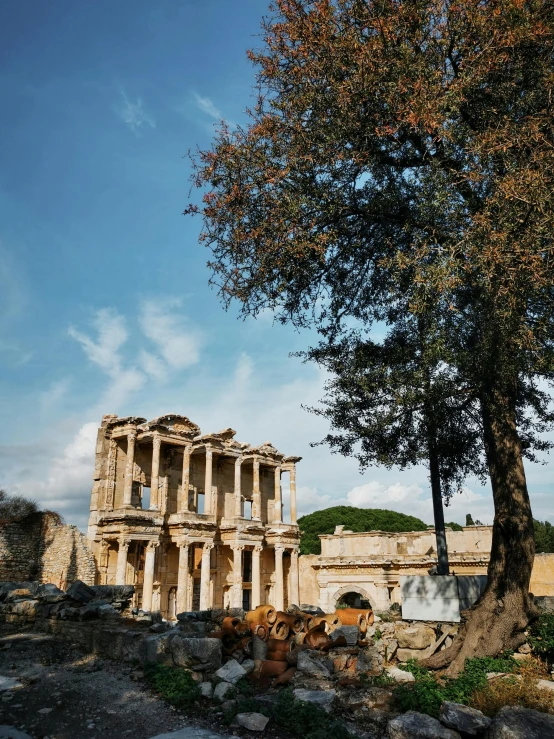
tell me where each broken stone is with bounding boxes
[66,580,96,604]
[396,625,435,650]
[199,682,213,699]
[0,677,23,692]
[388,711,461,739]
[214,659,246,685]
[536,679,554,693]
[293,688,336,713]
[147,729,235,739]
[171,636,222,670]
[487,705,554,738]
[517,643,532,654]
[0,727,34,739]
[397,647,428,662]
[439,702,492,736]
[235,713,269,732]
[37,708,53,715]
[385,666,415,683]
[213,682,235,701]
[240,659,255,676]
[330,626,359,646]
[296,650,332,679]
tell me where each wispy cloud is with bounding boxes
[139,298,202,372]
[192,92,222,121]
[115,89,156,135]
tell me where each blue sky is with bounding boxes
[1,0,552,531]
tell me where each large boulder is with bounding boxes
[486,706,554,738]
[396,626,436,650]
[293,688,336,713]
[439,702,491,736]
[235,713,269,732]
[0,583,37,602]
[388,711,461,739]
[171,636,222,670]
[9,600,40,619]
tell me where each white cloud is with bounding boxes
[192,92,222,121]
[139,299,202,370]
[68,308,128,374]
[116,89,156,135]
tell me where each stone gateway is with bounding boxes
[87,414,301,617]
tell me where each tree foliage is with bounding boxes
[534,519,554,553]
[298,505,428,554]
[187,0,554,670]
[0,489,38,523]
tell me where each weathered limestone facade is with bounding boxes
[299,526,554,612]
[87,414,301,618]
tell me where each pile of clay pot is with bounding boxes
[207,604,374,689]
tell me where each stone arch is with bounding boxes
[331,584,374,610]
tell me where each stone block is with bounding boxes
[199,681,213,699]
[397,625,435,650]
[66,580,96,604]
[215,659,246,684]
[385,666,415,683]
[388,711,461,738]
[292,688,336,713]
[487,705,554,738]
[9,600,39,619]
[297,650,332,679]
[439,702,491,736]
[235,713,269,732]
[171,636,222,670]
[397,648,429,662]
[213,681,235,701]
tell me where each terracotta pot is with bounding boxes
[276,611,304,634]
[323,614,342,630]
[221,633,238,650]
[322,635,347,651]
[245,605,277,628]
[238,637,253,655]
[266,638,293,653]
[259,659,288,677]
[234,621,251,637]
[293,632,306,646]
[301,613,315,631]
[266,650,289,662]
[334,608,374,631]
[253,624,269,641]
[207,630,224,639]
[222,616,242,633]
[305,623,331,649]
[273,666,296,686]
[269,619,290,641]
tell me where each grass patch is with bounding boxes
[471,659,554,717]
[395,655,519,718]
[528,611,554,664]
[145,664,200,713]
[272,688,352,739]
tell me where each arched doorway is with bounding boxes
[332,585,373,610]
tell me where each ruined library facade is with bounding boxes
[87,414,301,618]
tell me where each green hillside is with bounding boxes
[298,505,429,555]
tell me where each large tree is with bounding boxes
[186,0,554,672]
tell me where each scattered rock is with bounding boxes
[513,653,532,662]
[213,682,235,701]
[199,681,213,699]
[0,727,34,739]
[296,650,332,679]
[214,659,246,685]
[65,580,96,604]
[147,729,234,739]
[397,647,428,662]
[536,679,554,693]
[235,713,270,731]
[171,636,222,670]
[487,705,554,738]
[0,677,23,692]
[439,701,492,736]
[37,707,53,715]
[388,711,461,739]
[517,643,532,654]
[396,626,435,650]
[293,688,336,713]
[240,659,255,676]
[385,666,415,683]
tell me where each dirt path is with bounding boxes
[0,625,230,739]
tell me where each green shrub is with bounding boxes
[395,655,518,717]
[273,688,352,739]
[528,611,554,663]
[297,506,428,555]
[145,664,200,713]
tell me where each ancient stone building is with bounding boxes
[87,414,301,618]
[299,526,554,611]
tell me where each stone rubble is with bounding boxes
[439,702,492,736]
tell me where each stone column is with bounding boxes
[122,431,137,507]
[104,438,117,510]
[251,545,263,609]
[150,434,161,510]
[204,446,213,515]
[274,544,285,611]
[273,466,282,523]
[289,465,297,524]
[179,445,192,513]
[230,544,244,609]
[289,547,300,607]
[176,542,190,615]
[234,457,242,517]
[115,538,131,585]
[99,540,110,585]
[142,540,159,612]
[252,457,261,520]
[199,542,214,610]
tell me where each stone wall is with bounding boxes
[530,553,554,597]
[0,512,96,587]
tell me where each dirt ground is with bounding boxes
[0,624,232,739]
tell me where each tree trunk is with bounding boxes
[422,381,536,676]
[429,441,449,576]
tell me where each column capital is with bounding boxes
[203,541,214,552]
[274,543,285,554]
[205,444,213,457]
[235,456,242,466]
[152,432,161,446]
[177,539,189,550]
[231,543,245,552]
[253,544,263,555]
[127,429,137,441]
[146,540,160,551]
[290,547,300,558]
[118,537,132,549]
